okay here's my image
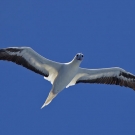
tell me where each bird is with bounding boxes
[0,47,135,108]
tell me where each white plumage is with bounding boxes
[0,47,135,108]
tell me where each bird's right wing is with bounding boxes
[67,67,135,90]
[0,47,62,80]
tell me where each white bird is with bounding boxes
[0,47,135,108]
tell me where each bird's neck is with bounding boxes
[68,58,81,67]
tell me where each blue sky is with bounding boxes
[0,0,135,135]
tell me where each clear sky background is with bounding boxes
[0,0,135,135]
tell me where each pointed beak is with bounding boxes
[77,56,82,61]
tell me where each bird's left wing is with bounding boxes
[66,67,135,90]
[0,47,62,80]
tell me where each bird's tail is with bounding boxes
[41,90,57,109]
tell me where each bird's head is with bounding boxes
[75,53,84,61]
[69,53,84,65]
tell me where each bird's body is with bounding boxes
[54,59,81,92]
[43,55,82,108]
[0,47,135,108]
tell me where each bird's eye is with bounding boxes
[82,55,83,57]
[76,54,78,57]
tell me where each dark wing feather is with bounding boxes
[0,47,49,77]
[76,69,135,90]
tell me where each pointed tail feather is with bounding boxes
[41,91,57,109]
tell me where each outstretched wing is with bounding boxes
[0,47,62,78]
[67,67,135,90]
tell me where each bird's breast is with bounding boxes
[52,64,78,94]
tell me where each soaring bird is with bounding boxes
[0,47,135,108]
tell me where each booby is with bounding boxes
[0,47,135,108]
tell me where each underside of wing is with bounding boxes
[68,67,135,90]
[0,47,62,79]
